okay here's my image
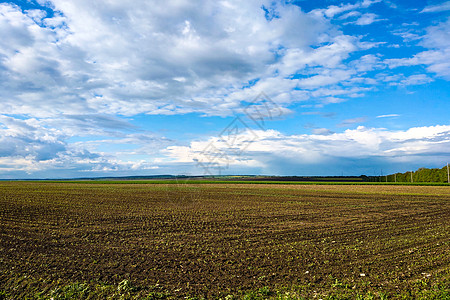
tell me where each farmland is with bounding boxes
[0,182,449,299]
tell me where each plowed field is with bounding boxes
[0,182,449,299]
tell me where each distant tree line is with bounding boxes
[382,166,449,183]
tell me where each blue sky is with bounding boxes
[0,0,449,178]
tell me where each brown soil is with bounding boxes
[0,182,449,298]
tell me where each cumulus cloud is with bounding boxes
[0,114,166,177]
[386,18,450,79]
[339,11,361,20]
[354,13,383,25]
[0,1,332,118]
[309,0,381,19]
[0,0,437,120]
[165,125,450,175]
[0,0,397,119]
[397,74,433,86]
[312,128,334,135]
[0,0,449,178]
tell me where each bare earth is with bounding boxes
[0,182,449,298]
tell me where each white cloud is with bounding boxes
[0,114,167,176]
[421,18,450,49]
[298,70,355,89]
[2,109,449,177]
[0,0,371,119]
[386,18,450,79]
[350,54,384,72]
[164,125,450,175]
[376,114,400,118]
[339,11,361,20]
[391,29,421,43]
[398,74,433,86]
[312,128,334,135]
[321,97,347,104]
[354,13,382,25]
[0,0,449,178]
[0,0,423,120]
[421,1,450,13]
[309,0,380,19]
[312,3,359,18]
[274,34,359,77]
[337,117,368,127]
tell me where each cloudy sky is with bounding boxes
[0,0,449,178]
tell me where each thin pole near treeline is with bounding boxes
[411,171,413,183]
[447,162,449,184]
